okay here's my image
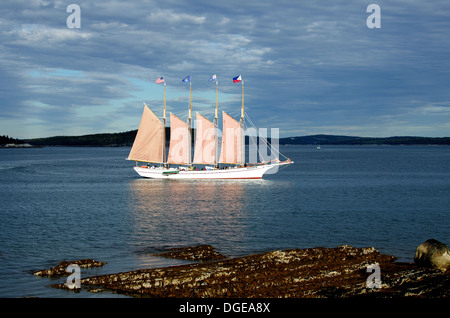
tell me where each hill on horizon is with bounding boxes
[279,134,450,145]
[11,131,450,147]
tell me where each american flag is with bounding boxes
[155,77,164,84]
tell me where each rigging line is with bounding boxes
[244,113,289,160]
[245,117,271,163]
[247,132,263,163]
[243,113,266,162]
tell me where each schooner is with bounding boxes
[127,75,293,179]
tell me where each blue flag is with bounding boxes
[182,76,191,82]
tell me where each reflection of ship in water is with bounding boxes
[128,179,257,256]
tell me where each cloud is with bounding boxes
[147,9,206,25]
[1,0,450,138]
[10,24,92,43]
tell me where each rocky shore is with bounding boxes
[48,244,449,298]
[33,259,106,277]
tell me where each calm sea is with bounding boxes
[0,145,449,298]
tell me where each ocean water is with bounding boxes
[0,145,449,298]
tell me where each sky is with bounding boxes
[1,0,450,139]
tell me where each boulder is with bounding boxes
[33,259,106,276]
[414,239,450,271]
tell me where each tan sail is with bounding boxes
[128,105,164,163]
[167,113,191,165]
[128,76,294,179]
[219,111,243,164]
[193,113,216,164]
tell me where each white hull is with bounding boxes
[133,161,292,179]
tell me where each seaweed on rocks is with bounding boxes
[50,245,450,298]
[153,245,228,261]
[33,259,106,277]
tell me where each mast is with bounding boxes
[216,79,219,119]
[240,79,245,166]
[241,80,244,120]
[215,78,219,166]
[163,81,167,165]
[230,75,245,166]
[155,76,167,165]
[164,81,167,118]
[189,82,192,121]
[189,81,192,165]
[182,75,193,165]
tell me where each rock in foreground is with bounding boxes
[153,245,228,261]
[33,259,106,277]
[414,239,450,271]
[53,245,449,298]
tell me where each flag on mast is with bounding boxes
[209,74,217,82]
[233,75,242,83]
[182,75,191,82]
[155,77,165,84]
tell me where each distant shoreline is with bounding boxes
[279,135,450,146]
[0,143,42,149]
[2,131,450,147]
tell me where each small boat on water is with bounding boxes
[127,75,293,179]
